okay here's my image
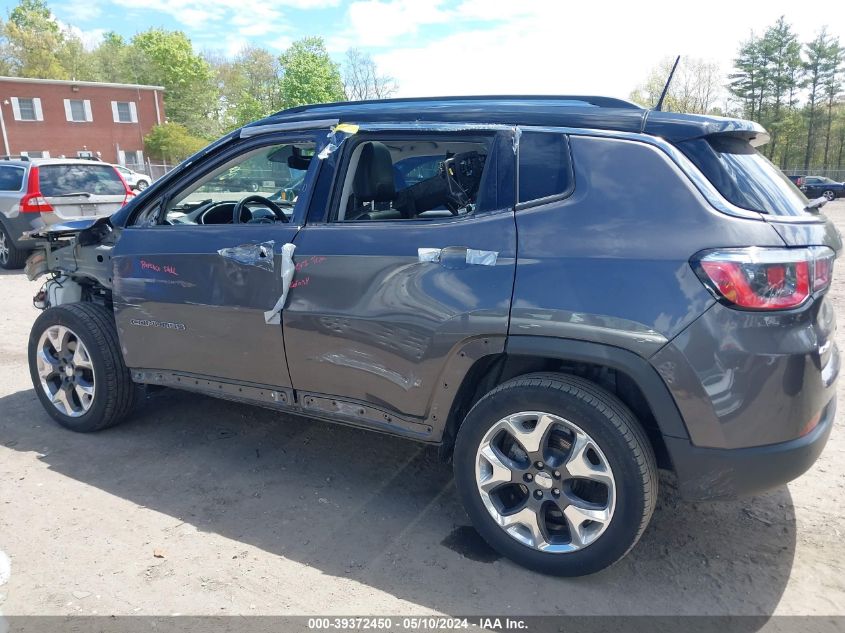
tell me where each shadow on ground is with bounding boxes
[0,386,797,617]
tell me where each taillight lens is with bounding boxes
[113,166,135,207]
[19,166,54,213]
[695,247,835,310]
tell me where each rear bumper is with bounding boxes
[665,395,835,500]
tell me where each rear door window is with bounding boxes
[39,164,125,197]
[0,165,24,191]
[677,135,809,216]
[517,131,573,204]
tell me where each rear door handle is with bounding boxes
[418,246,498,268]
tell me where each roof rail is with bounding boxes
[278,94,643,116]
[0,155,29,161]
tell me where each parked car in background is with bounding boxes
[802,176,845,201]
[114,165,151,191]
[20,96,842,576]
[0,156,134,269]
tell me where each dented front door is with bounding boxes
[112,224,300,387]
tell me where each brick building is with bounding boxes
[0,76,165,168]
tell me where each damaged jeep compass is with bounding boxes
[23,96,841,576]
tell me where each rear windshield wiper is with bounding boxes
[49,191,92,198]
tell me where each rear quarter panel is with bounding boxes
[511,134,787,354]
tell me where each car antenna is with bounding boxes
[654,55,681,112]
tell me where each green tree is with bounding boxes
[1,0,66,78]
[820,36,844,167]
[131,28,218,137]
[144,122,207,163]
[59,31,96,80]
[758,17,803,160]
[278,37,345,109]
[8,0,52,29]
[0,0,96,80]
[834,105,845,169]
[215,46,283,130]
[730,34,767,120]
[91,32,145,83]
[803,28,836,170]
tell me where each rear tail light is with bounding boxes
[113,167,136,207]
[694,247,835,310]
[19,166,54,213]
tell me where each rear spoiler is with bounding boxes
[643,111,770,147]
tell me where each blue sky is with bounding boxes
[3,0,845,100]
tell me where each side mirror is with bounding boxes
[805,196,828,214]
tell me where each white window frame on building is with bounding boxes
[117,149,144,167]
[111,101,138,124]
[10,97,44,122]
[63,99,93,123]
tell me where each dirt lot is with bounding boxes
[1,203,845,618]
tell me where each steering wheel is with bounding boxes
[232,195,289,224]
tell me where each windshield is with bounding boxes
[39,164,126,197]
[678,135,809,216]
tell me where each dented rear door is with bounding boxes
[282,129,517,427]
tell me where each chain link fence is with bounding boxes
[124,161,177,182]
[783,168,845,181]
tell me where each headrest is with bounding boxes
[353,142,395,202]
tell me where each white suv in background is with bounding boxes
[114,165,151,191]
[0,157,134,269]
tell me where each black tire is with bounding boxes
[28,302,140,432]
[0,223,28,270]
[453,372,657,576]
[135,179,149,191]
[823,190,835,201]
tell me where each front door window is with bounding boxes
[163,142,315,226]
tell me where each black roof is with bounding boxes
[244,95,766,144]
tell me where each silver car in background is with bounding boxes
[0,157,134,269]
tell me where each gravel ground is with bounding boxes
[1,203,844,617]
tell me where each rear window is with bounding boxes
[39,164,125,197]
[518,131,573,204]
[0,165,24,191]
[678,136,808,216]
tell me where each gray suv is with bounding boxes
[0,157,134,269]
[22,96,841,576]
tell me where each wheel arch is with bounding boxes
[437,335,688,470]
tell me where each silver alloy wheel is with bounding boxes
[824,190,835,201]
[475,411,616,553]
[137,180,149,190]
[0,230,9,265]
[35,325,96,417]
